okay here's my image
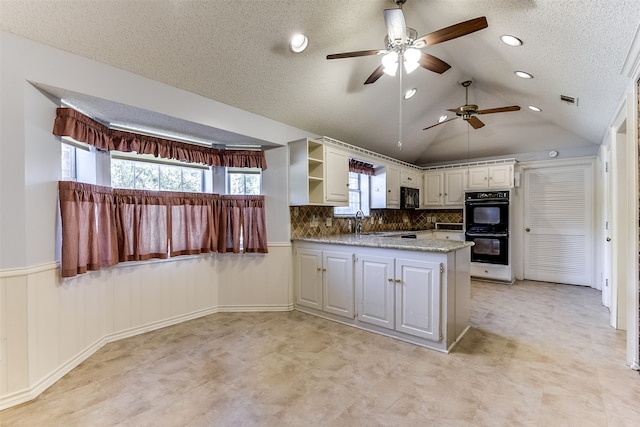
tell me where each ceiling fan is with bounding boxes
[326,0,488,85]
[423,80,521,130]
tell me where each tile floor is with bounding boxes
[1,280,639,426]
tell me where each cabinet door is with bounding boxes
[323,251,354,318]
[324,147,349,204]
[467,167,489,189]
[395,258,441,341]
[488,165,513,189]
[296,248,323,310]
[444,169,465,205]
[386,165,401,207]
[400,168,419,188]
[355,255,394,329]
[423,171,443,206]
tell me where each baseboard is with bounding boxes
[0,303,292,411]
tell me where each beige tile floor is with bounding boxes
[1,280,639,426]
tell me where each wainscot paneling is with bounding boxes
[0,243,292,410]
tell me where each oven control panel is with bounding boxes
[465,191,509,201]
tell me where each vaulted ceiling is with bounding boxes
[1,0,638,164]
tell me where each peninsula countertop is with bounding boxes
[292,233,474,253]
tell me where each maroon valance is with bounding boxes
[349,159,375,176]
[53,107,267,169]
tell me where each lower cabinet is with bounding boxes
[295,247,354,319]
[355,255,441,342]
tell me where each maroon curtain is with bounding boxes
[58,182,118,277]
[53,107,268,169]
[58,182,268,277]
[349,159,375,176]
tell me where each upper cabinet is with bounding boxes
[467,164,514,190]
[422,169,465,208]
[400,167,420,189]
[371,164,400,209]
[289,138,348,206]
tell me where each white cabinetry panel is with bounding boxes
[295,248,323,310]
[395,258,441,341]
[355,255,394,329]
[324,147,349,204]
[323,251,354,318]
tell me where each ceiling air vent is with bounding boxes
[560,94,578,106]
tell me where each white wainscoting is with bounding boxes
[0,243,292,410]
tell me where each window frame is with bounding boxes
[334,172,370,217]
[225,167,262,195]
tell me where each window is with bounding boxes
[334,172,370,216]
[226,168,261,195]
[61,143,77,181]
[111,154,205,192]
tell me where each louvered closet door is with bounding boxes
[523,164,593,286]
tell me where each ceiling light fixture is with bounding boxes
[289,34,308,53]
[528,105,542,112]
[382,51,399,76]
[500,35,523,46]
[403,47,421,74]
[404,88,417,99]
[515,70,533,79]
[438,114,448,123]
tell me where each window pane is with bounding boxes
[228,173,245,195]
[159,164,182,191]
[244,174,261,195]
[111,159,135,189]
[135,162,159,190]
[182,169,202,192]
[61,144,76,181]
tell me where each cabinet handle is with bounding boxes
[388,190,391,193]
[394,279,402,283]
[525,228,531,232]
[387,278,394,282]
[322,268,327,272]
[444,193,448,196]
[317,267,321,271]
[346,183,349,187]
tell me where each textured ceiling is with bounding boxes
[1,0,639,164]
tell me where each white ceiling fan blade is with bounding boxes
[384,8,406,44]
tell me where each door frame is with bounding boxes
[611,90,640,369]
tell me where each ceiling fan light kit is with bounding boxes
[528,105,542,112]
[500,34,523,46]
[515,70,533,79]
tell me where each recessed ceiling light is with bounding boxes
[515,70,533,79]
[438,114,448,123]
[404,88,417,99]
[501,35,523,46]
[289,34,308,53]
[528,105,542,112]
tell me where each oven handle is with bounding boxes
[465,200,509,205]
[465,232,509,238]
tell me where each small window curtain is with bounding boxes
[349,159,375,176]
[58,182,268,278]
[53,107,268,169]
[59,182,118,277]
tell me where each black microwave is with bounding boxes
[400,186,420,209]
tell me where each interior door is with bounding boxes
[523,163,593,286]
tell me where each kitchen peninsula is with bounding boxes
[292,234,473,352]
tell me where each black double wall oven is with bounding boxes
[465,191,510,265]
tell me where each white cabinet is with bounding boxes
[295,247,354,319]
[422,169,465,208]
[289,139,349,206]
[400,167,420,189]
[371,164,401,209]
[467,164,513,189]
[433,231,465,241]
[355,255,441,342]
[324,146,350,204]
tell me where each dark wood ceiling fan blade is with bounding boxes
[467,116,485,129]
[423,116,458,130]
[364,65,385,85]
[477,106,521,114]
[326,50,383,60]
[419,52,451,74]
[414,16,488,47]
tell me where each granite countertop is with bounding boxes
[292,233,474,253]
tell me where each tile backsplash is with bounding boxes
[290,206,463,237]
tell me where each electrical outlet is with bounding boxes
[427,217,432,223]
[431,216,437,223]
[292,207,299,217]
[378,216,383,224]
[325,217,332,227]
[310,216,318,228]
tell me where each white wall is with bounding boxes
[0,31,303,410]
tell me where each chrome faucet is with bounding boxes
[355,210,365,234]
